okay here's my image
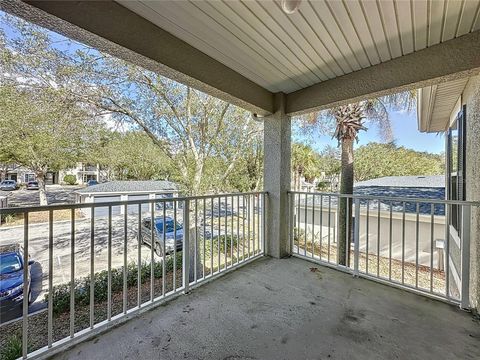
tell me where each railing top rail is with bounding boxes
[288,190,480,206]
[0,191,267,214]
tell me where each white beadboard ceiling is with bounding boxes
[417,77,468,132]
[117,0,480,94]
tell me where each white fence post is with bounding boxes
[183,199,190,294]
[353,198,360,276]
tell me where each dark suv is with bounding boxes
[0,244,34,309]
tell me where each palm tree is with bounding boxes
[291,143,320,191]
[303,92,415,265]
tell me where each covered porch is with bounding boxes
[1,1,480,359]
[55,256,480,360]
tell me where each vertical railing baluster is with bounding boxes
[231,195,234,264]
[304,193,307,256]
[401,202,406,285]
[107,206,112,320]
[48,210,54,346]
[389,201,393,281]
[445,202,450,300]
[430,203,435,293]
[173,200,177,290]
[255,194,259,255]
[365,199,369,274]
[377,204,380,277]
[22,212,29,359]
[137,203,142,307]
[203,198,206,277]
[218,197,221,270]
[211,197,214,272]
[247,195,251,258]
[162,202,166,296]
[252,194,256,257]
[238,195,241,261]
[297,193,301,255]
[346,196,350,267]
[90,207,95,329]
[242,195,246,261]
[183,199,190,293]
[319,195,323,261]
[415,203,420,288]
[123,204,127,314]
[461,205,471,309]
[225,195,228,269]
[70,209,75,338]
[353,198,360,276]
[327,196,331,263]
[312,194,315,258]
[288,193,293,254]
[262,193,266,255]
[336,195,341,266]
[150,202,155,302]
[195,199,198,283]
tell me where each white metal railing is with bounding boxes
[0,192,266,359]
[289,191,477,308]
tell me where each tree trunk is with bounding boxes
[192,159,204,195]
[338,138,354,266]
[36,173,48,206]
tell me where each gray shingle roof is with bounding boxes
[354,175,444,188]
[76,180,178,194]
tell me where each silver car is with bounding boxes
[0,180,17,191]
[140,216,183,257]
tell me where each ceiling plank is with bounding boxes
[2,0,274,115]
[286,30,480,116]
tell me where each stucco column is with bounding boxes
[264,93,291,258]
[465,75,480,312]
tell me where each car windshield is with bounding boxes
[0,253,22,274]
[3,181,14,185]
[155,220,181,233]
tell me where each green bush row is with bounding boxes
[204,234,239,254]
[47,252,183,315]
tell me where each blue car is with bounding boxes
[140,216,183,257]
[0,244,34,309]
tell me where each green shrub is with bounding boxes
[0,334,23,360]
[204,234,239,254]
[47,252,183,315]
[63,174,77,185]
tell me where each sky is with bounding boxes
[1,11,445,156]
[292,109,445,154]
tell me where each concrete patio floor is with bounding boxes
[53,257,480,360]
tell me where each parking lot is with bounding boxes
[0,184,82,208]
[0,213,175,324]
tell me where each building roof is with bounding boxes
[355,176,444,189]
[76,180,178,195]
[417,77,469,133]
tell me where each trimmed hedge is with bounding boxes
[47,252,183,315]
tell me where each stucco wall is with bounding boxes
[462,75,480,311]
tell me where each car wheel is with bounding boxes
[154,242,163,257]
